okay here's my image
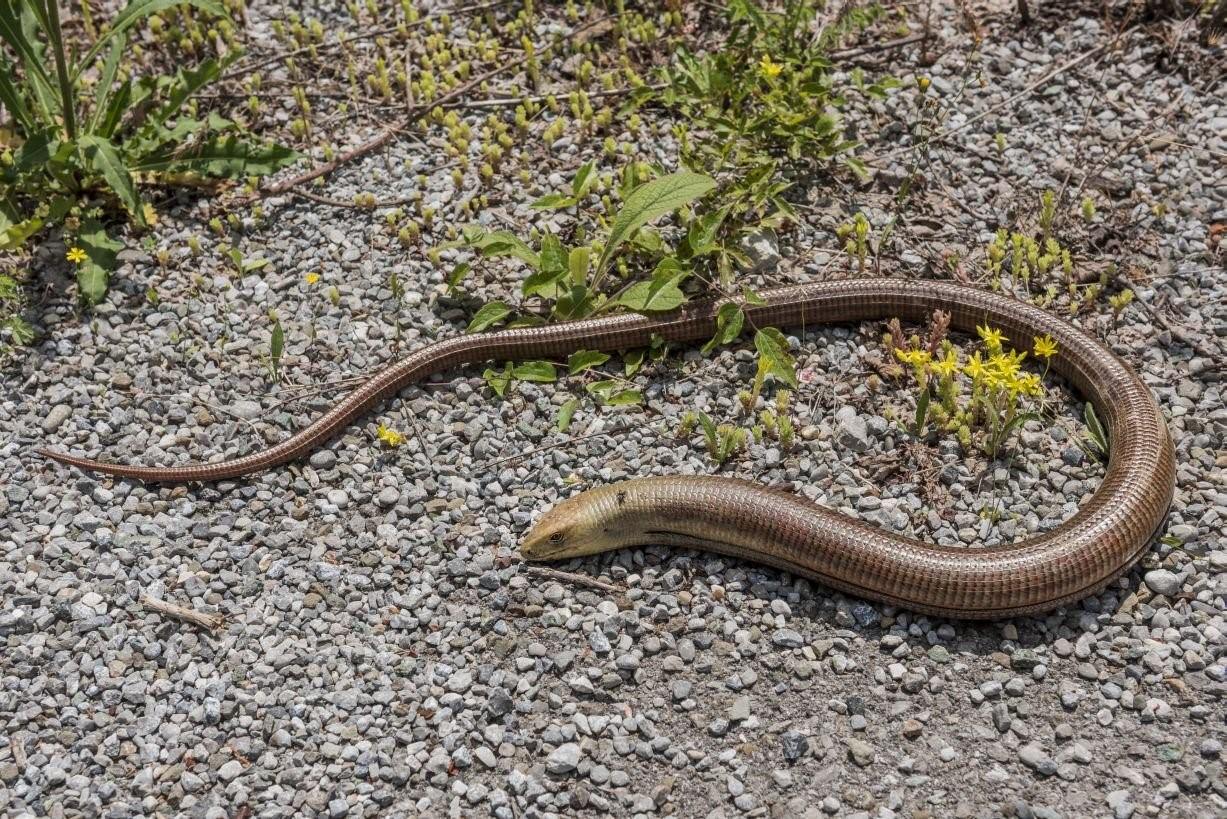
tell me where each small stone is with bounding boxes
[834,406,872,453]
[1018,743,1057,777]
[546,743,581,775]
[846,738,874,767]
[901,719,923,739]
[43,404,73,432]
[1143,570,1181,597]
[781,731,808,763]
[772,628,804,649]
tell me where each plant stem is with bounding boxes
[44,0,77,139]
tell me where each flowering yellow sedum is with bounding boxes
[376,423,406,448]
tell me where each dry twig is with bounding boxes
[140,595,225,632]
[520,565,622,594]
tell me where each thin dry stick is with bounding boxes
[521,565,622,594]
[869,43,1111,165]
[140,595,225,631]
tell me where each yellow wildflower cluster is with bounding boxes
[890,324,1058,457]
[376,423,406,448]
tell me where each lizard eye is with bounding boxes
[549,531,565,544]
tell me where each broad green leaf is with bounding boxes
[13,130,59,172]
[597,170,716,275]
[89,31,127,134]
[530,192,574,210]
[0,3,56,116]
[0,215,43,250]
[512,361,557,382]
[753,327,798,388]
[553,284,596,320]
[742,286,767,306]
[149,58,224,128]
[616,278,686,312]
[685,207,727,256]
[623,348,645,377]
[79,0,226,70]
[483,364,512,397]
[571,160,596,199]
[522,266,567,300]
[79,134,145,225]
[539,234,566,275]
[568,246,590,285]
[605,389,643,406]
[557,398,579,432]
[567,350,610,375]
[447,262,471,295]
[75,219,122,304]
[467,301,512,332]
[451,227,540,269]
[130,136,300,178]
[702,302,744,354]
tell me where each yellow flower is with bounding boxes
[964,352,988,383]
[929,349,959,378]
[894,348,931,367]
[66,246,87,264]
[376,423,405,448]
[976,323,1005,352]
[305,272,321,285]
[1032,334,1058,359]
[758,55,782,80]
[916,76,931,93]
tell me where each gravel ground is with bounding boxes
[3,4,1226,818]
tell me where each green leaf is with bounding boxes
[568,246,590,285]
[148,57,225,128]
[597,170,716,276]
[742,286,767,306]
[557,398,579,432]
[0,3,57,116]
[698,411,718,448]
[467,301,512,332]
[539,234,566,274]
[616,279,686,312]
[605,389,643,406]
[75,218,123,304]
[753,327,798,388]
[453,227,540,269]
[530,192,575,210]
[79,135,145,225]
[129,136,300,178]
[522,266,568,300]
[685,207,727,256]
[1084,403,1109,454]
[79,0,226,70]
[623,348,645,377]
[483,364,512,397]
[914,388,930,436]
[0,215,44,251]
[567,349,610,374]
[13,130,60,172]
[512,361,557,382]
[702,303,744,354]
[89,31,127,134]
[270,319,284,376]
[615,258,688,313]
[571,160,596,199]
[447,262,471,295]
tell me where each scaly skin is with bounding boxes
[39,280,1174,618]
